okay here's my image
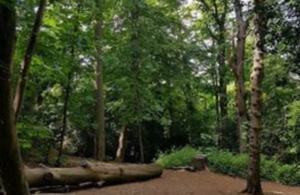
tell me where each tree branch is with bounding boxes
[13,0,47,122]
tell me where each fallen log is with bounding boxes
[0,162,162,194]
[25,162,162,187]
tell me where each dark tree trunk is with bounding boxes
[242,0,265,194]
[56,72,72,166]
[94,0,106,161]
[138,124,145,163]
[0,2,30,195]
[202,0,229,148]
[214,67,220,128]
[217,29,228,149]
[218,41,227,125]
[130,0,144,163]
[13,0,47,122]
[116,125,128,162]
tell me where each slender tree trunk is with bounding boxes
[56,72,72,166]
[94,0,105,161]
[243,0,265,194]
[116,125,128,162]
[130,0,145,163]
[217,35,228,148]
[13,0,47,122]
[232,0,247,153]
[0,2,30,194]
[218,45,227,124]
[138,124,145,163]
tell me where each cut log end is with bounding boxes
[191,156,208,171]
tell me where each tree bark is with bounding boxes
[0,1,30,195]
[243,0,265,194]
[230,0,248,153]
[94,0,106,161]
[13,0,47,122]
[116,125,128,162]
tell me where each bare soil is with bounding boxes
[74,170,300,195]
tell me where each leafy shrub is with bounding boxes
[155,147,300,186]
[207,150,248,178]
[155,146,200,168]
[207,150,300,186]
[275,165,300,186]
[17,123,52,150]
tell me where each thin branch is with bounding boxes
[205,23,218,41]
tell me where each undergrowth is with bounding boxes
[155,147,300,186]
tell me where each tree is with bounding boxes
[198,0,230,148]
[228,0,248,153]
[115,124,127,162]
[14,0,47,122]
[243,0,265,194]
[94,0,106,161]
[0,1,30,194]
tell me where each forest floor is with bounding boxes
[74,170,300,195]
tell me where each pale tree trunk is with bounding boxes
[0,2,30,195]
[94,0,106,161]
[228,0,248,153]
[243,0,265,194]
[14,0,47,122]
[116,125,128,162]
[25,162,162,188]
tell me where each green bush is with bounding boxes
[155,147,300,186]
[275,165,300,186]
[155,146,200,168]
[207,150,248,178]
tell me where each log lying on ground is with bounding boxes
[25,162,163,188]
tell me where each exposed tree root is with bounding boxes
[241,186,263,195]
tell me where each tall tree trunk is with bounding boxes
[94,0,105,161]
[130,0,144,163]
[13,0,47,122]
[217,32,228,148]
[116,125,128,162]
[230,0,248,153]
[0,2,30,195]
[138,124,145,163]
[56,72,72,166]
[218,45,227,124]
[243,0,265,194]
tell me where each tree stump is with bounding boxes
[191,156,208,171]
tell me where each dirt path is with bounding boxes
[74,170,300,195]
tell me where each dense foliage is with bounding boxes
[2,0,300,185]
[156,147,300,186]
